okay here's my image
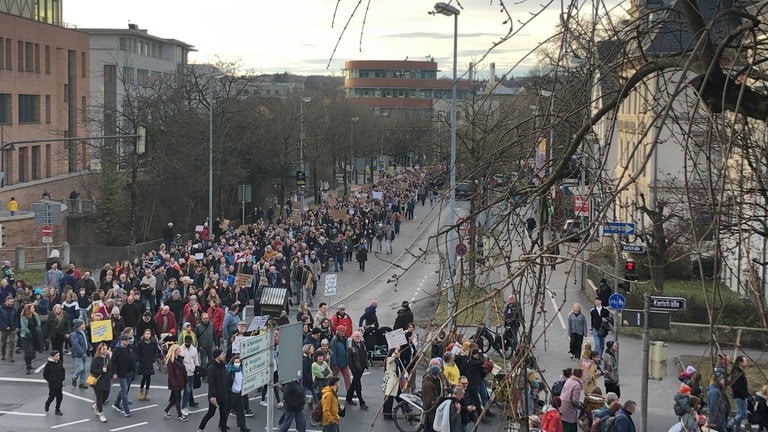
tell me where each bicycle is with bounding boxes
[472,324,516,359]
[393,391,424,432]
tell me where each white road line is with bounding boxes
[0,376,46,384]
[109,421,148,431]
[549,289,566,330]
[188,407,209,414]
[51,418,90,429]
[62,390,94,403]
[0,410,46,416]
[127,404,157,412]
[35,363,46,373]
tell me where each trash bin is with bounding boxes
[649,341,668,380]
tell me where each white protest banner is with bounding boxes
[232,335,244,354]
[324,274,337,296]
[247,315,269,333]
[372,191,383,200]
[385,328,407,349]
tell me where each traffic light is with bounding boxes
[624,260,638,281]
[618,281,631,292]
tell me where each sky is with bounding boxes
[63,0,603,79]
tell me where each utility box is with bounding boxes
[649,341,668,380]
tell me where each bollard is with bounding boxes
[15,245,25,271]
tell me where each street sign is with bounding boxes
[242,350,271,377]
[296,170,306,186]
[603,221,635,235]
[608,293,626,310]
[456,217,469,232]
[455,243,468,257]
[620,308,671,330]
[42,224,53,237]
[238,333,271,359]
[574,196,589,217]
[42,236,53,244]
[649,296,686,311]
[622,244,646,254]
[241,366,271,395]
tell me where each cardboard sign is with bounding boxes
[232,335,244,354]
[385,328,407,349]
[90,319,113,343]
[324,274,337,296]
[234,273,253,288]
[372,191,383,200]
[195,225,204,232]
[247,315,269,333]
[194,253,204,260]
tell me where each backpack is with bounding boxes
[551,379,565,397]
[601,413,626,432]
[311,400,323,423]
[433,398,452,430]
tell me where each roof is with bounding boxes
[78,27,196,50]
[595,39,625,104]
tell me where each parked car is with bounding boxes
[562,219,582,241]
[455,182,474,200]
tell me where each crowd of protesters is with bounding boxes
[0,170,433,430]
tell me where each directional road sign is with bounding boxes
[620,308,671,330]
[649,296,686,311]
[622,244,646,254]
[242,350,271,377]
[241,366,272,395]
[239,332,271,359]
[608,293,626,310]
[603,221,635,235]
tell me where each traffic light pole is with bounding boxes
[614,233,621,343]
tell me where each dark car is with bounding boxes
[455,182,474,200]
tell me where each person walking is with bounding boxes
[69,319,90,388]
[589,297,612,355]
[707,369,730,432]
[43,350,65,416]
[278,374,307,432]
[20,303,41,374]
[111,334,135,417]
[179,334,200,414]
[0,295,18,362]
[567,303,589,360]
[613,400,637,432]
[329,327,352,395]
[602,341,620,397]
[226,355,250,432]
[135,329,160,401]
[90,342,111,423]
[346,331,369,409]
[197,348,229,432]
[163,343,189,422]
[321,376,344,432]
[46,304,71,356]
[728,355,750,432]
[355,238,368,272]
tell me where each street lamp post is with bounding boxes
[380,112,388,180]
[350,117,359,184]
[300,97,311,213]
[433,1,459,329]
[209,74,225,233]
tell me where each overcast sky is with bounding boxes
[64,0,611,79]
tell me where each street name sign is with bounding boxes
[620,309,671,330]
[621,244,645,254]
[649,296,686,311]
[603,221,635,235]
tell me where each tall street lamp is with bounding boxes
[300,97,311,212]
[433,1,459,328]
[380,111,388,180]
[209,74,225,233]
[350,117,359,184]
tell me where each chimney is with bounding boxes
[468,62,474,93]
[489,62,496,88]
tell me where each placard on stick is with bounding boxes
[90,320,113,343]
[234,273,253,288]
[324,274,337,296]
[247,315,269,333]
[385,328,407,349]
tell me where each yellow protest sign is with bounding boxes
[91,319,113,343]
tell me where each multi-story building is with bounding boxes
[79,24,194,158]
[0,2,90,188]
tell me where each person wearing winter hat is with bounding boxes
[198,348,229,432]
[43,350,65,415]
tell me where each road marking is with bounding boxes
[51,419,90,429]
[188,407,209,414]
[549,288,566,330]
[63,390,94,403]
[35,363,46,373]
[0,410,46,416]
[0,376,45,384]
[109,421,148,431]
[128,404,157,412]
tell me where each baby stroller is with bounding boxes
[363,326,390,366]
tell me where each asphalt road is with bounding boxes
[0,199,744,432]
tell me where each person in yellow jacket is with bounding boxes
[321,376,344,431]
[6,197,17,216]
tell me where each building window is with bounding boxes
[31,145,40,180]
[63,84,68,102]
[17,41,23,71]
[4,39,11,71]
[137,68,149,85]
[45,45,50,74]
[119,37,128,51]
[123,66,135,84]
[0,38,4,70]
[34,44,40,73]
[0,94,10,124]
[24,42,33,72]
[45,144,51,178]
[81,96,86,124]
[18,94,40,123]
[45,95,51,123]
[81,51,85,77]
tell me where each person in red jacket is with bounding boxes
[330,304,353,338]
[540,396,563,432]
[154,306,177,336]
[163,343,189,422]
[206,300,225,342]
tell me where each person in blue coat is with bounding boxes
[614,400,637,432]
[69,319,90,388]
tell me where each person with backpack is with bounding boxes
[321,376,344,432]
[433,386,463,432]
[540,396,562,432]
[591,400,621,432]
[707,369,730,432]
[279,374,307,432]
[551,368,572,398]
[611,400,637,432]
[728,355,750,432]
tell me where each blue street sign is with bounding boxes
[603,221,635,235]
[608,292,626,310]
[621,244,645,254]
